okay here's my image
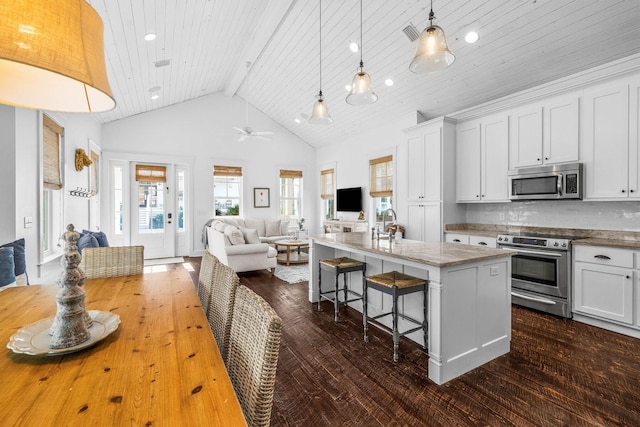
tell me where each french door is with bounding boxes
[131,163,175,259]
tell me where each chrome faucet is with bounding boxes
[377,208,397,240]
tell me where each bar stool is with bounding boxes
[363,271,427,363]
[318,257,366,322]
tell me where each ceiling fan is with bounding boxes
[233,62,273,142]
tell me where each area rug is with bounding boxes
[144,257,185,266]
[274,264,309,284]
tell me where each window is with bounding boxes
[280,169,302,223]
[320,168,334,220]
[214,165,242,216]
[42,114,64,258]
[113,164,124,235]
[177,168,185,232]
[369,155,393,222]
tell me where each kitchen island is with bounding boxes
[309,232,513,385]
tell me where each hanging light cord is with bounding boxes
[429,0,435,25]
[359,0,363,69]
[319,0,323,96]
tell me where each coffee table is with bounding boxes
[275,239,309,266]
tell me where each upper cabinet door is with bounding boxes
[407,134,425,201]
[583,81,630,199]
[510,105,543,168]
[481,114,510,202]
[456,120,481,202]
[543,94,579,165]
[423,126,442,201]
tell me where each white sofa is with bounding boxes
[216,217,293,244]
[205,219,283,273]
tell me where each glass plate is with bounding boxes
[7,310,120,356]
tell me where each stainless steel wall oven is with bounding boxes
[497,233,574,318]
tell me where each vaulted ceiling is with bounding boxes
[87,0,640,147]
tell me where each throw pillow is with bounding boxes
[244,219,266,237]
[1,238,28,285]
[265,219,281,237]
[224,226,245,245]
[280,220,290,235]
[83,230,110,247]
[213,220,227,232]
[239,227,261,244]
[77,233,99,254]
[0,247,16,288]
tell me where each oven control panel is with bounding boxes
[497,235,570,250]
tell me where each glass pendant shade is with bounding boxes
[0,0,115,112]
[309,92,333,125]
[346,67,378,105]
[409,25,455,73]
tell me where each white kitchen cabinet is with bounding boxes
[444,233,469,244]
[583,78,639,200]
[469,235,497,248]
[456,113,509,202]
[406,203,441,242]
[509,93,579,168]
[404,117,464,242]
[573,245,635,326]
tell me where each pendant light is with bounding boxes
[345,0,377,105]
[0,0,115,112]
[309,0,333,125]
[409,0,455,74]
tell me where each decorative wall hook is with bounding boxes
[75,148,93,171]
[69,187,93,198]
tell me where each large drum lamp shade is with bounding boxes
[0,0,115,112]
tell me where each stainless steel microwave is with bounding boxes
[508,163,583,200]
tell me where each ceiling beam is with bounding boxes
[224,0,298,97]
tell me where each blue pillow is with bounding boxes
[82,230,110,247]
[1,238,27,284]
[0,246,16,287]
[77,233,99,254]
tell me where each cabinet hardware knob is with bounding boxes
[481,195,485,197]
[622,189,626,193]
[631,189,635,193]
[594,255,611,260]
[453,239,461,243]
[626,276,630,279]
[476,195,479,198]
[537,158,540,161]
[478,242,487,246]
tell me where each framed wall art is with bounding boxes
[253,188,270,208]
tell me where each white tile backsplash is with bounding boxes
[465,201,640,232]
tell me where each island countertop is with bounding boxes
[309,232,514,267]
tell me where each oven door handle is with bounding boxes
[511,292,557,305]
[502,247,564,258]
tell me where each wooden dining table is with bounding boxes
[0,269,247,426]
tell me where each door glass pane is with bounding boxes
[177,170,185,232]
[138,182,165,233]
[113,165,123,235]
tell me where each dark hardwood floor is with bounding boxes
[180,257,640,426]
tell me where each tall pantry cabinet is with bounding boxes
[404,117,464,242]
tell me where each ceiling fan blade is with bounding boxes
[238,134,248,142]
[232,126,246,134]
[253,131,274,136]
[255,135,272,141]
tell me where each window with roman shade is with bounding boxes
[135,165,166,182]
[280,169,303,222]
[43,115,63,190]
[213,165,242,216]
[321,168,334,220]
[369,155,393,222]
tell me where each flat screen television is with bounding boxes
[336,187,362,212]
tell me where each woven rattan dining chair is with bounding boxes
[197,251,218,303]
[227,285,282,427]
[206,259,239,361]
[79,246,144,279]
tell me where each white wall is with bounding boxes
[101,92,316,255]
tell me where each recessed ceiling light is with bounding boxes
[144,32,156,41]
[345,84,351,91]
[385,79,394,87]
[465,31,479,43]
[294,117,301,124]
[349,41,359,53]
[151,94,159,100]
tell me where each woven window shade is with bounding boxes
[369,155,393,197]
[43,114,63,190]
[280,169,303,179]
[213,165,242,177]
[135,165,166,182]
[320,168,334,200]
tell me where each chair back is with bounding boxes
[207,260,238,361]
[197,251,217,302]
[227,285,282,427]
[80,246,144,279]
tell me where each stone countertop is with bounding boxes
[444,230,499,238]
[309,232,514,268]
[572,238,640,250]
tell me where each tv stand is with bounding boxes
[323,220,369,233]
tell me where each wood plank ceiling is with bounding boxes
[87,0,640,148]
